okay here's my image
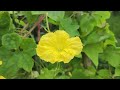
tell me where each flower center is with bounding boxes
[57,48,63,52]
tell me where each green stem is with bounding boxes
[56,62,61,70]
[53,63,61,78]
[41,24,49,33]
[40,60,46,68]
[12,11,15,20]
[34,59,46,69]
[34,60,42,68]
[46,13,50,32]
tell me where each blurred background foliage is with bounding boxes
[108,11,120,46]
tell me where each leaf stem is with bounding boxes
[41,25,49,32]
[46,13,50,32]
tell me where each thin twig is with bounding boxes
[37,24,40,42]
[37,15,45,42]
[21,23,29,33]
[23,15,45,37]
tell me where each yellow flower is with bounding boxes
[0,60,2,65]
[36,30,83,63]
[0,76,5,79]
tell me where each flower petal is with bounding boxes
[67,37,83,55]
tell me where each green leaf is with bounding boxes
[9,18,16,32]
[47,11,65,21]
[31,11,65,22]
[0,11,13,46]
[71,66,96,79]
[103,27,117,47]
[69,57,83,69]
[0,11,10,28]
[2,33,22,50]
[48,18,59,25]
[38,68,58,79]
[20,38,36,56]
[92,11,110,27]
[83,25,114,45]
[20,38,36,50]
[93,11,110,20]
[104,36,117,48]
[0,50,34,74]
[71,69,88,79]
[97,69,111,79]
[0,53,19,78]
[0,46,12,60]
[114,66,120,76]
[83,43,103,67]
[60,18,80,37]
[23,11,39,25]
[14,19,25,26]
[80,14,97,37]
[80,11,110,37]
[0,38,35,77]
[101,46,120,67]
[17,52,34,72]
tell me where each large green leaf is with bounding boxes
[79,14,96,37]
[17,52,34,72]
[79,11,111,37]
[60,18,79,37]
[101,46,120,67]
[2,33,22,50]
[92,11,110,27]
[0,52,19,78]
[20,38,36,56]
[0,37,36,77]
[0,50,34,77]
[83,43,103,67]
[83,25,115,45]
[0,11,13,46]
[92,11,110,28]
[0,11,10,28]
[93,11,110,20]
[47,11,65,21]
